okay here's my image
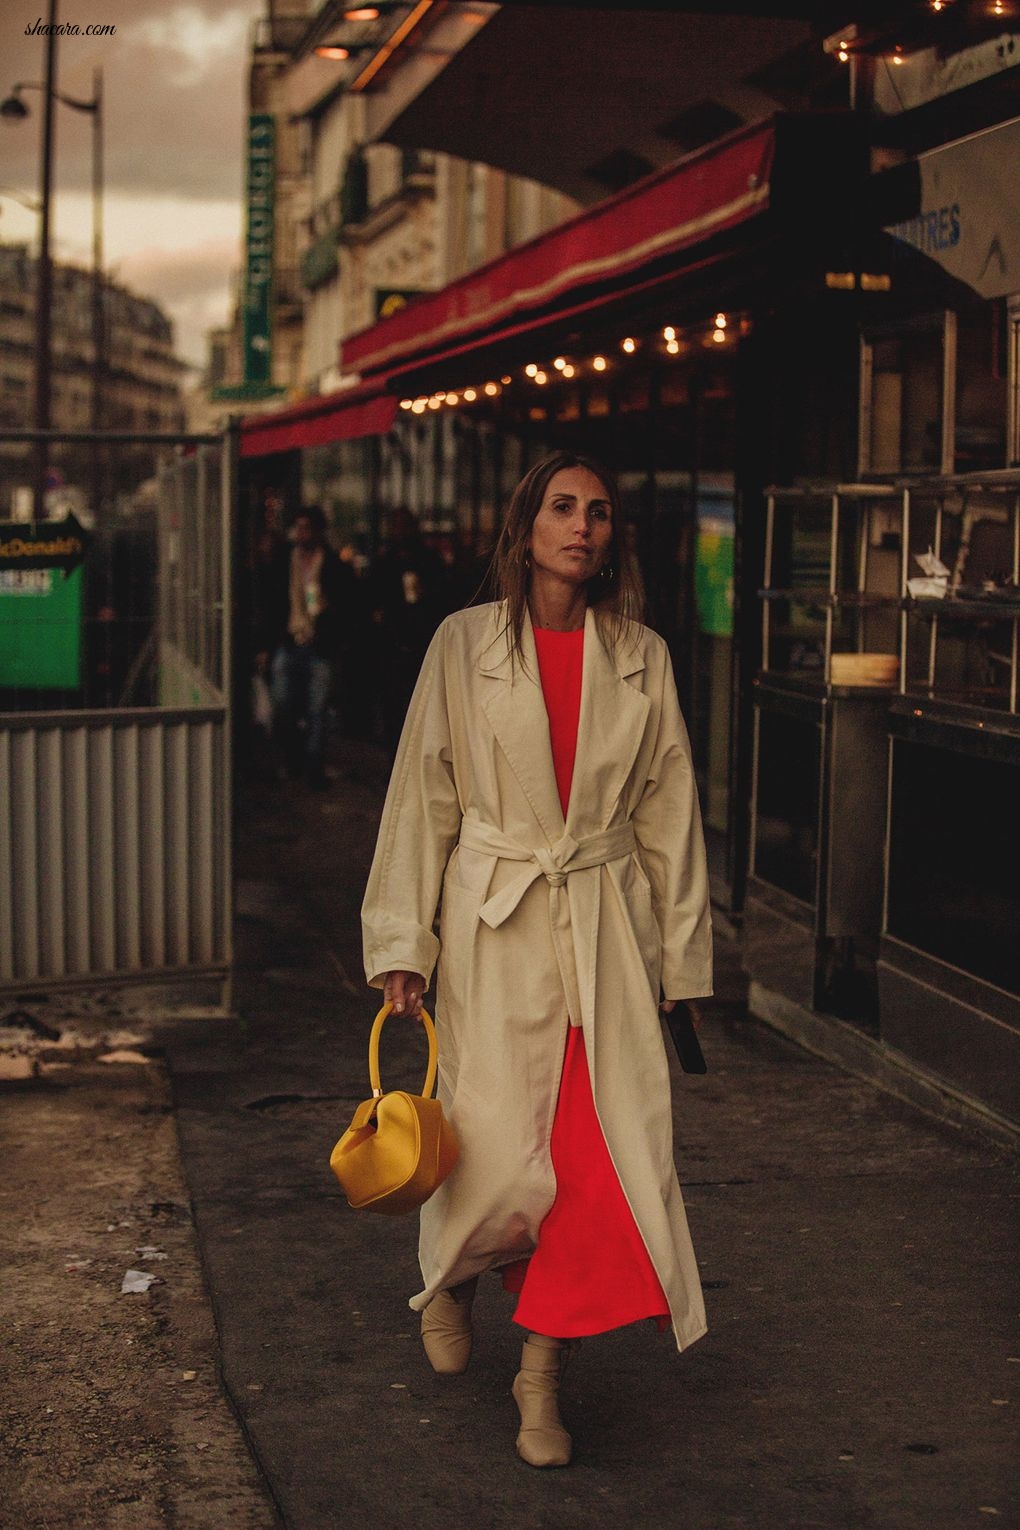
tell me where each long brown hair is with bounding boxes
[486,452,645,666]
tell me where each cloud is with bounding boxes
[109,217,244,366]
[164,284,237,371]
[116,233,241,363]
[2,187,245,366]
[120,4,254,90]
[118,233,238,296]
[2,0,265,201]
[1,0,278,366]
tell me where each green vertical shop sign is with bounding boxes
[244,114,275,386]
[0,567,83,688]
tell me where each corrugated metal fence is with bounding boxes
[0,429,235,1008]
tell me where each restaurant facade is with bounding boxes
[239,12,1019,1137]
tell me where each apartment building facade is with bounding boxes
[0,241,187,516]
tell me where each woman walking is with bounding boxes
[361,452,713,1466]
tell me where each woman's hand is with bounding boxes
[384,970,426,1021]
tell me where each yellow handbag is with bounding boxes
[329,1002,459,1214]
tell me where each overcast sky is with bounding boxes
[2,0,268,368]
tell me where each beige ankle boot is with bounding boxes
[511,1333,573,1467]
[420,1277,478,1374]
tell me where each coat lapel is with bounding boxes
[567,607,650,837]
[477,604,565,843]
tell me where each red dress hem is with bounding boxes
[508,626,670,1338]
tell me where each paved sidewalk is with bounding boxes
[159,745,1018,1530]
[0,1002,279,1529]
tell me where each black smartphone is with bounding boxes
[664,1003,708,1074]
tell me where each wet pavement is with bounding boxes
[155,742,1018,1530]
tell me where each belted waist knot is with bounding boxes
[457,818,637,929]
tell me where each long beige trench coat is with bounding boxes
[361,600,713,1351]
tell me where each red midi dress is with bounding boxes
[503,624,670,1337]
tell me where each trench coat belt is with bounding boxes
[457,818,638,930]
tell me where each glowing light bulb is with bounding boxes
[411,399,427,414]
[666,340,680,355]
[501,375,512,386]
[714,312,727,328]
[592,355,607,372]
[463,388,477,402]
[399,399,413,410]
[342,4,381,18]
[663,326,676,342]
[484,382,499,396]
[622,337,636,353]
[428,397,442,410]
[838,45,849,62]
[534,370,548,385]
[891,45,905,63]
[315,44,351,59]
[562,364,576,379]
[553,357,567,371]
[712,328,727,344]
[525,363,538,378]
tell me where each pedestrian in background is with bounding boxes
[367,506,448,751]
[361,452,713,1467]
[265,505,353,788]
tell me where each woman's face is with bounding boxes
[528,466,614,586]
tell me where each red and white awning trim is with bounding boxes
[341,121,774,379]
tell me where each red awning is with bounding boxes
[342,120,775,382]
[240,381,398,458]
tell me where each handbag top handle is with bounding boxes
[369,1001,439,1100]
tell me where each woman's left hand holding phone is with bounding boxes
[384,970,426,1021]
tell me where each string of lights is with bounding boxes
[396,315,747,414]
[830,0,1014,66]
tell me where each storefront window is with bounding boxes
[861,314,947,475]
[303,437,370,548]
[587,383,611,419]
[954,301,1008,474]
[553,386,582,425]
[477,422,499,538]
[753,706,820,907]
[764,497,830,676]
[887,737,1020,994]
[618,376,651,415]
[698,360,737,472]
[862,302,1010,477]
[499,432,526,518]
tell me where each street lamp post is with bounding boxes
[32,0,56,517]
[2,13,105,518]
[88,65,103,443]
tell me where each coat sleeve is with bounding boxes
[361,619,463,991]
[631,643,714,1001]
